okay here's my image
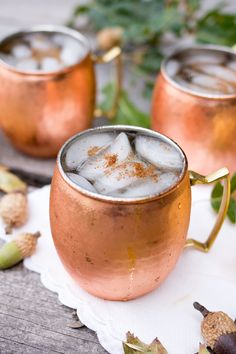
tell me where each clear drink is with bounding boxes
[0,31,86,72]
[165,48,236,95]
[61,129,185,198]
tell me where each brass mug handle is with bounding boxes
[185,167,231,252]
[92,46,122,119]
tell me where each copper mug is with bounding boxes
[50,125,230,301]
[152,45,236,175]
[0,25,121,157]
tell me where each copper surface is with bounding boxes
[0,54,95,157]
[49,126,191,300]
[0,26,122,157]
[50,166,191,301]
[151,46,236,174]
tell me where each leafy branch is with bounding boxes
[69,0,236,78]
[211,173,236,224]
[67,1,236,128]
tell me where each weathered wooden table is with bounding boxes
[0,1,109,352]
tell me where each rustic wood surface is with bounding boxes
[0,249,107,354]
[0,1,108,353]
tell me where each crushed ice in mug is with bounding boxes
[165,48,236,95]
[0,31,86,72]
[62,131,185,198]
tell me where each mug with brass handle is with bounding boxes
[0,25,122,157]
[50,125,231,301]
[186,168,230,252]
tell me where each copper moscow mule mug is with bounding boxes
[50,126,230,301]
[152,45,236,175]
[0,25,121,157]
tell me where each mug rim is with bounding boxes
[57,125,188,204]
[161,44,236,100]
[0,24,91,76]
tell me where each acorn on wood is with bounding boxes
[0,232,40,269]
[194,302,236,354]
[96,27,123,50]
[0,192,28,234]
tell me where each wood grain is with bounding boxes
[0,238,107,353]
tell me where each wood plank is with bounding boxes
[0,240,107,354]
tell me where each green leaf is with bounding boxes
[211,181,223,212]
[230,173,236,193]
[99,83,150,128]
[196,9,236,47]
[211,173,236,224]
[73,5,91,16]
[227,199,236,224]
[123,332,168,354]
[67,0,236,95]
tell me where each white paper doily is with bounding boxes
[1,185,236,354]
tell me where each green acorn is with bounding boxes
[0,232,40,269]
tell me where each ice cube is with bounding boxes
[41,57,62,71]
[119,172,178,198]
[65,132,116,170]
[228,61,236,72]
[93,160,149,196]
[166,59,180,77]
[52,34,66,47]
[11,44,31,59]
[183,52,226,66]
[108,132,133,160]
[66,173,96,193]
[195,64,236,85]
[175,75,231,95]
[190,73,234,94]
[135,135,183,170]
[0,54,16,66]
[16,58,38,71]
[30,35,53,51]
[79,133,133,182]
[60,38,85,66]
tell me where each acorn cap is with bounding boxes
[0,232,40,269]
[194,302,236,349]
[15,231,40,257]
[0,192,28,234]
[97,27,123,50]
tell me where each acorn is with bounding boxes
[0,232,40,269]
[96,27,123,50]
[194,302,236,354]
[0,192,28,234]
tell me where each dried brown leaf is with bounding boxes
[67,320,84,329]
[123,332,168,354]
[198,343,210,354]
